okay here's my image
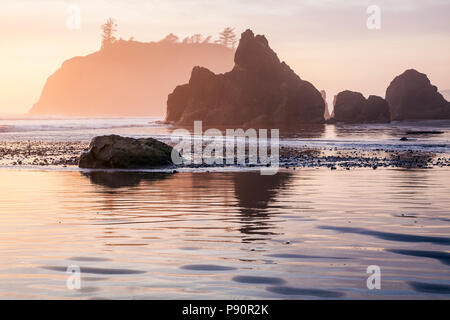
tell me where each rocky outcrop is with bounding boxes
[332,91,366,123]
[386,69,450,121]
[330,94,337,119]
[332,91,390,123]
[79,135,175,169]
[321,90,331,120]
[30,40,234,116]
[166,29,325,127]
[362,95,391,123]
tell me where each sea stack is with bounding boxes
[332,91,390,123]
[166,29,325,127]
[386,69,450,121]
[362,95,391,123]
[321,90,331,120]
[29,39,234,117]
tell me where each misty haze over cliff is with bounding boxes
[30,39,234,117]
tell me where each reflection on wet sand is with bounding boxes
[319,225,450,245]
[0,168,449,299]
[42,266,146,275]
[387,249,450,266]
[279,124,326,139]
[82,171,172,188]
[233,172,292,241]
[168,123,326,139]
[408,282,450,294]
[81,170,293,243]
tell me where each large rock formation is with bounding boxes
[30,39,234,117]
[79,135,175,169]
[332,91,366,123]
[332,91,390,123]
[362,95,391,123]
[166,29,325,127]
[386,69,450,121]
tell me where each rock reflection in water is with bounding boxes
[82,171,172,188]
[81,170,292,243]
[232,172,292,242]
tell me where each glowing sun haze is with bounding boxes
[1,0,449,115]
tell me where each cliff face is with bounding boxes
[30,40,234,117]
[166,29,325,127]
[386,69,450,121]
[332,90,390,123]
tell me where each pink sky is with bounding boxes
[1,0,449,115]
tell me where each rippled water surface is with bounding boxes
[1,118,449,153]
[0,168,449,299]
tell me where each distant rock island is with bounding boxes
[330,69,449,123]
[386,69,450,121]
[332,91,390,123]
[166,29,325,127]
[30,39,234,116]
[30,19,450,125]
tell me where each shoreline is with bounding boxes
[1,139,450,171]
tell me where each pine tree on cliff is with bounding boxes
[202,36,212,44]
[191,34,203,43]
[101,18,118,50]
[218,27,237,48]
[160,33,179,43]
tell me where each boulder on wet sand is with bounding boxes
[79,135,175,169]
[166,29,325,127]
[332,91,390,123]
[386,69,450,121]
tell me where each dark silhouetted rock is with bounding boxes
[363,95,391,123]
[332,91,390,123]
[332,91,366,123]
[166,29,325,127]
[386,69,450,121]
[79,135,175,169]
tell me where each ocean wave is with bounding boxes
[283,139,450,153]
[0,119,166,133]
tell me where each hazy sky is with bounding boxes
[1,0,449,114]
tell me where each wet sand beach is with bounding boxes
[0,168,449,299]
[0,118,449,299]
[1,139,450,169]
